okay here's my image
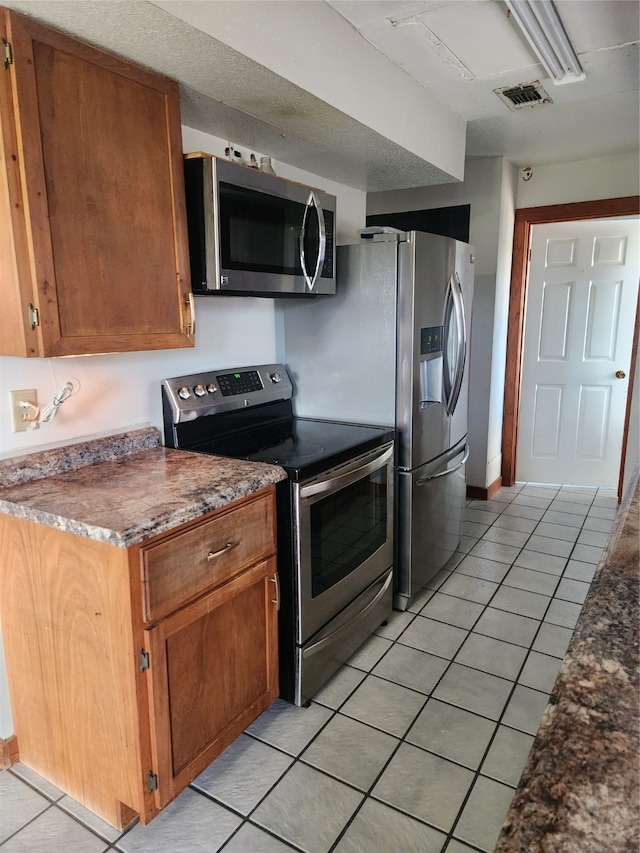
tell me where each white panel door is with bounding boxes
[517,218,639,487]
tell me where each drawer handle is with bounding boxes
[206,541,239,561]
[271,573,280,610]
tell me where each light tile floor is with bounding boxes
[1,482,618,853]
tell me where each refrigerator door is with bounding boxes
[395,439,468,610]
[396,231,473,471]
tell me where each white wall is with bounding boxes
[0,125,366,738]
[367,156,518,489]
[516,150,639,208]
[490,161,519,483]
[153,0,466,181]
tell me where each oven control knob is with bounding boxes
[194,384,206,397]
[177,386,191,400]
[206,383,218,394]
[270,372,283,384]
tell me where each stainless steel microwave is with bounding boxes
[183,154,336,297]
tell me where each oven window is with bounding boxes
[310,469,388,598]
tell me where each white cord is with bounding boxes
[27,379,81,428]
[19,401,40,427]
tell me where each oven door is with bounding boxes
[293,442,394,644]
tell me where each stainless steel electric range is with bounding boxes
[162,364,394,706]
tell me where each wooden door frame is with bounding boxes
[501,195,640,490]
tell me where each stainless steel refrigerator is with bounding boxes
[281,229,475,609]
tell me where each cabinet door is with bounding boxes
[0,10,194,357]
[145,557,279,808]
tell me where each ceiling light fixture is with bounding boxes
[505,0,585,84]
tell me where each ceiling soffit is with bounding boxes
[2,0,467,191]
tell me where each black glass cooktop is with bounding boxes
[193,417,394,481]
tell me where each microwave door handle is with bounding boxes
[300,191,326,292]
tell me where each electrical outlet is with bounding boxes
[224,144,257,168]
[9,389,39,432]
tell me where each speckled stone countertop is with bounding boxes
[495,475,639,853]
[0,427,287,547]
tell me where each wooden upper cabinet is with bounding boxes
[0,8,194,356]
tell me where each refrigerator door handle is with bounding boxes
[449,272,467,415]
[416,445,469,485]
[442,280,455,412]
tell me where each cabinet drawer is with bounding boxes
[141,490,276,623]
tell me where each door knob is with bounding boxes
[615,370,626,379]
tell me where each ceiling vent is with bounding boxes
[494,81,553,110]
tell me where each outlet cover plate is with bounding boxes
[9,389,38,432]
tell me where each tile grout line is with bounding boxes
[436,485,577,849]
[124,482,597,851]
[2,480,611,853]
[410,484,585,847]
[0,802,61,849]
[324,481,562,850]
[440,482,605,849]
[309,500,527,852]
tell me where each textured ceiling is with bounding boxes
[2,0,638,190]
[2,0,460,191]
[329,0,640,166]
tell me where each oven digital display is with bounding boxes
[217,370,264,397]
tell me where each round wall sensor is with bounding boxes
[521,166,533,181]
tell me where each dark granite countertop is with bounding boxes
[0,427,287,547]
[495,475,639,853]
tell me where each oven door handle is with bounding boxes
[303,570,393,657]
[298,444,394,499]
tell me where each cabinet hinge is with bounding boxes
[147,771,158,793]
[2,39,12,69]
[139,649,150,672]
[27,303,39,330]
[184,292,195,337]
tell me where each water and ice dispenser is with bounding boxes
[419,325,444,409]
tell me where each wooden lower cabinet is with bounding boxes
[0,486,279,829]
[146,557,279,809]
